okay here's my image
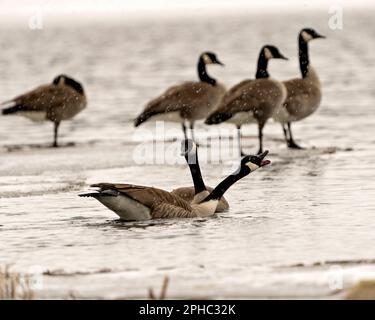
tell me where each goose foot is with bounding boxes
[287,141,304,149]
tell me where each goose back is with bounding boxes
[171,186,229,212]
[5,83,86,122]
[135,81,226,125]
[207,78,286,125]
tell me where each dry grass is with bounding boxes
[0,265,35,300]
[346,280,375,300]
[148,276,169,300]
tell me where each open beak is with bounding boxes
[258,150,271,167]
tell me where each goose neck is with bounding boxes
[256,51,269,79]
[204,166,250,201]
[185,151,206,194]
[298,35,310,78]
[198,58,216,85]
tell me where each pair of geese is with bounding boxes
[135,27,325,155]
[79,139,271,220]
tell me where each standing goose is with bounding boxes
[273,28,325,149]
[134,52,226,143]
[171,139,229,213]
[1,75,87,147]
[205,45,287,155]
[79,151,270,220]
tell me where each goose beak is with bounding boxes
[315,33,326,39]
[215,59,225,66]
[258,150,271,167]
[279,54,288,61]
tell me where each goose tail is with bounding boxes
[79,191,117,198]
[134,112,151,127]
[2,104,23,115]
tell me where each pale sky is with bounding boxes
[0,0,373,23]
[0,0,373,14]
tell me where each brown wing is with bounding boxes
[135,81,194,125]
[171,186,196,202]
[91,183,192,211]
[206,79,284,124]
[135,81,222,125]
[206,80,263,124]
[220,79,255,106]
[222,80,283,113]
[7,84,53,112]
[8,84,85,121]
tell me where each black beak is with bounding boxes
[278,53,288,60]
[215,59,225,66]
[315,33,326,39]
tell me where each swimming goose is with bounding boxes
[273,28,325,149]
[134,52,226,143]
[1,75,87,147]
[205,45,287,155]
[171,139,229,212]
[79,151,270,220]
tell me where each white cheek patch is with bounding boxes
[202,54,212,64]
[247,162,260,172]
[264,47,273,60]
[301,31,313,42]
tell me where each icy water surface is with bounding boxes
[0,11,375,298]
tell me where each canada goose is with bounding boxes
[171,139,229,212]
[273,28,325,149]
[134,52,226,143]
[205,45,287,155]
[79,151,270,220]
[1,75,87,147]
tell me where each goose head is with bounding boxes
[52,74,85,95]
[300,28,326,42]
[262,45,288,61]
[201,150,271,203]
[241,150,271,173]
[200,52,224,66]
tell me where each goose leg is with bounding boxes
[190,122,199,146]
[236,125,245,157]
[287,122,303,149]
[53,121,60,148]
[257,123,264,155]
[182,122,188,140]
[282,123,289,144]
